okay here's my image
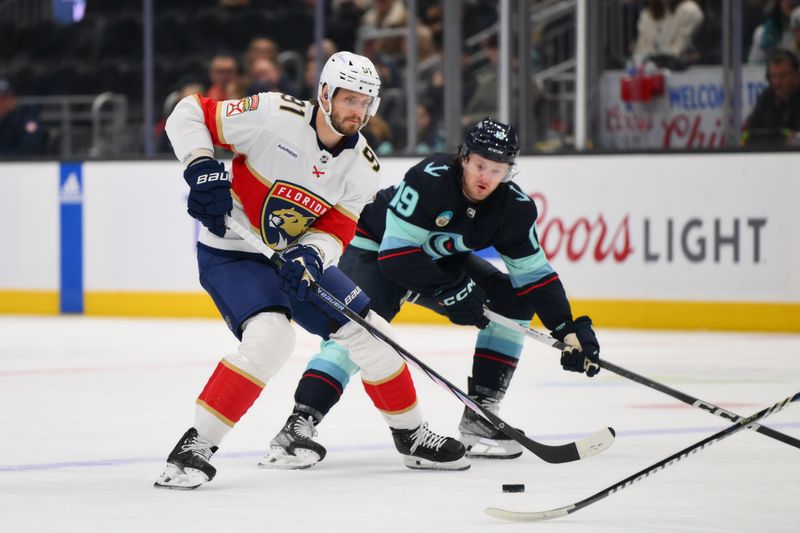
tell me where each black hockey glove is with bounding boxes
[184,158,232,237]
[279,244,323,301]
[552,316,601,377]
[433,274,490,328]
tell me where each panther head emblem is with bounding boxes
[268,208,315,248]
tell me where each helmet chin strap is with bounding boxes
[319,92,346,137]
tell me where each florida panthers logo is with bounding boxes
[260,181,331,250]
[267,208,315,248]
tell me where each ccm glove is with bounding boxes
[553,316,601,377]
[279,244,323,301]
[184,158,232,237]
[433,274,490,328]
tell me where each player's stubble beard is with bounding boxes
[331,109,362,137]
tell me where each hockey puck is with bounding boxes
[502,484,525,493]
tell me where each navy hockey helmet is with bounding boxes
[461,118,519,165]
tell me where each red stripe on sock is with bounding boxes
[475,352,518,367]
[303,372,343,396]
[361,364,417,413]
[197,361,265,424]
[516,275,559,296]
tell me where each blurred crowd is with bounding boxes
[154,0,494,156]
[1,0,800,157]
[629,0,800,69]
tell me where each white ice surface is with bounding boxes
[1,316,799,533]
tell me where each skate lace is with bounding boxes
[292,415,318,439]
[479,396,500,415]
[409,422,448,454]
[181,434,214,460]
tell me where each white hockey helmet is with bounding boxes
[317,51,381,135]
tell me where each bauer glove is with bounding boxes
[183,158,232,237]
[278,244,323,301]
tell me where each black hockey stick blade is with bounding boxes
[412,367,615,464]
[485,391,800,522]
[484,309,800,451]
[309,274,615,464]
[225,216,615,464]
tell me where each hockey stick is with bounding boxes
[224,216,615,464]
[485,391,800,521]
[484,309,800,451]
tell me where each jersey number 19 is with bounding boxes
[389,182,419,217]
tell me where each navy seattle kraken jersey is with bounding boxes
[352,153,571,329]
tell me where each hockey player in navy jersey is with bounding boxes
[154,51,469,490]
[262,117,601,468]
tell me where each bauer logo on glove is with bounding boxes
[195,171,231,185]
[183,158,233,238]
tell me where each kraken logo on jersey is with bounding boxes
[260,181,332,250]
[424,231,471,259]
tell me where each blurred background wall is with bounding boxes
[1,0,799,331]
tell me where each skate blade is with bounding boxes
[402,455,471,471]
[460,435,523,459]
[153,463,207,490]
[257,447,321,470]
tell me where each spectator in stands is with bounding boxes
[361,113,395,154]
[157,82,206,153]
[0,79,46,157]
[245,37,279,71]
[247,57,297,96]
[742,49,800,145]
[743,0,772,56]
[791,5,800,55]
[461,34,499,129]
[206,54,240,101]
[357,25,403,90]
[749,0,800,64]
[414,99,444,154]
[306,38,338,65]
[361,0,407,57]
[243,37,298,98]
[328,1,368,51]
[225,77,250,100]
[633,0,704,68]
[300,39,339,100]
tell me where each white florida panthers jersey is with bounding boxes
[165,91,382,266]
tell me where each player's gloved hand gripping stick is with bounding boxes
[433,274,490,328]
[552,315,601,377]
[484,309,800,451]
[225,215,615,464]
[183,158,232,238]
[278,244,324,301]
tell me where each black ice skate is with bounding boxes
[458,381,523,459]
[391,422,470,471]
[154,427,218,490]
[258,412,327,469]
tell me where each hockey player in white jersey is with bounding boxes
[154,51,468,490]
